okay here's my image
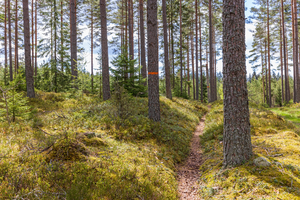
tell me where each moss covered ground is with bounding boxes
[0,91,207,199]
[270,104,300,127]
[199,101,300,199]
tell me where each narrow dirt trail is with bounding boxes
[177,112,208,200]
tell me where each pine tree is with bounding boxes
[147,0,160,121]
[223,0,252,166]
[100,0,111,100]
[23,0,35,98]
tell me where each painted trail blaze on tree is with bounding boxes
[223,0,252,166]
[147,0,160,122]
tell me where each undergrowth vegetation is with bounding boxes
[0,91,207,199]
[199,100,300,199]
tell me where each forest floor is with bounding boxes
[197,101,300,199]
[0,91,208,199]
[177,112,207,200]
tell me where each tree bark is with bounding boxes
[186,37,189,97]
[180,0,183,95]
[100,0,111,100]
[4,0,7,85]
[293,0,299,102]
[199,5,203,102]
[281,0,289,103]
[261,44,265,104]
[191,29,195,100]
[35,0,37,77]
[8,0,13,81]
[267,0,271,106]
[162,0,172,99]
[147,0,160,121]
[265,38,268,104]
[91,4,94,90]
[23,0,35,98]
[171,0,175,88]
[15,0,19,73]
[70,0,77,81]
[209,0,215,102]
[195,0,198,100]
[61,0,64,73]
[280,16,284,103]
[140,0,146,85]
[128,0,134,79]
[31,0,34,75]
[223,0,252,166]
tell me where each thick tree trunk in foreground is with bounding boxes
[162,0,172,99]
[222,0,252,166]
[100,0,111,100]
[147,0,160,121]
[23,0,35,98]
[70,0,77,80]
[281,0,289,102]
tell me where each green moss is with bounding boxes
[199,101,300,199]
[0,92,208,199]
[47,138,89,162]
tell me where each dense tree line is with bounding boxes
[1,0,300,166]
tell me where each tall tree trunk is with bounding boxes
[195,0,198,100]
[265,38,268,104]
[223,0,252,167]
[199,5,203,102]
[100,0,111,100]
[171,0,175,88]
[125,0,128,80]
[286,37,290,101]
[293,0,300,102]
[180,0,183,95]
[138,18,140,78]
[140,0,146,85]
[91,4,94,90]
[191,29,195,100]
[54,0,57,92]
[267,0,271,106]
[128,0,134,79]
[23,0,35,98]
[292,0,296,102]
[4,0,7,85]
[8,0,13,81]
[35,0,37,77]
[280,16,284,103]
[162,0,172,99]
[31,0,34,75]
[187,36,190,97]
[61,0,64,73]
[281,0,289,103]
[70,0,77,81]
[209,0,214,102]
[206,44,210,101]
[15,0,19,73]
[147,0,160,121]
[261,44,265,104]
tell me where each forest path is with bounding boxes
[177,109,210,200]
